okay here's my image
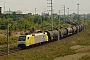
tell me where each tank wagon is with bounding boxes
[18,24,84,49]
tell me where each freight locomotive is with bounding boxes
[18,24,84,49]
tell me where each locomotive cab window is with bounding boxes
[19,36,26,41]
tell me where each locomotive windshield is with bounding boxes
[19,36,26,41]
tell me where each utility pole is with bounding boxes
[42,12,44,32]
[77,3,79,35]
[7,8,10,56]
[44,8,46,14]
[7,23,9,56]
[47,0,53,30]
[0,7,2,18]
[84,14,85,30]
[63,5,65,23]
[35,8,36,14]
[9,8,10,14]
[67,8,69,17]
[58,10,60,41]
[4,2,5,12]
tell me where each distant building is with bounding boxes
[53,13,58,18]
[87,13,90,19]
[16,10,22,14]
[3,10,22,14]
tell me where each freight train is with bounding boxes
[18,24,84,49]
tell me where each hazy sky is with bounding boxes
[0,0,90,14]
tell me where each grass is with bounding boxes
[0,30,6,34]
[0,36,18,54]
[0,43,18,53]
[0,22,90,60]
[0,36,18,45]
[0,36,76,60]
[1,42,75,60]
[79,55,90,60]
